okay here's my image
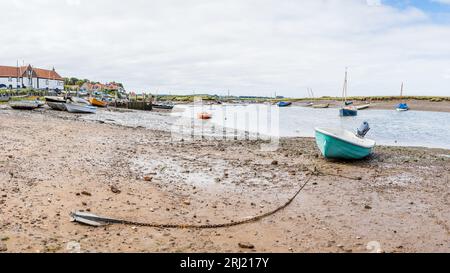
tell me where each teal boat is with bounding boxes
[315,127,376,160]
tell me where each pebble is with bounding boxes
[144,176,153,182]
[271,160,279,166]
[183,200,191,205]
[364,205,372,210]
[238,242,255,249]
[110,186,121,194]
[81,191,92,196]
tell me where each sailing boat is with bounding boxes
[396,82,409,111]
[339,68,357,116]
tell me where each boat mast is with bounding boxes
[400,82,404,98]
[342,67,348,103]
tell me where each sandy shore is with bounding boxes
[0,108,449,253]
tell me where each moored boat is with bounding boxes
[396,83,409,111]
[89,97,108,107]
[153,104,175,110]
[396,103,409,111]
[315,127,376,160]
[339,68,358,117]
[0,96,10,102]
[45,96,66,103]
[356,104,371,110]
[47,102,67,111]
[65,103,97,114]
[198,112,212,120]
[9,100,40,110]
[312,103,330,109]
[277,101,292,107]
[70,97,91,105]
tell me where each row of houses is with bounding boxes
[80,82,124,92]
[0,65,64,90]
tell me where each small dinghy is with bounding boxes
[70,97,91,105]
[45,96,66,103]
[356,104,371,110]
[9,100,40,110]
[198,112,212,120]
[0,96,10,102]
[152,104,174,110]
[89,97,108,107]
[47,102,67,111]
[396,103,409,112]
[312,103,330,109]
[277,101,292,107]
[315,123,375,160]
[65,103,97,114]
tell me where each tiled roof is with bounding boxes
[0,65,63,80]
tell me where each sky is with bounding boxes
[1,0,450,97]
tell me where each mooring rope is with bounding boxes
[70,173,316,229]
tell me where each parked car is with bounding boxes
[0,84,7,89]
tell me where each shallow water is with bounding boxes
[81,105,450,150]
[174,104,450,149]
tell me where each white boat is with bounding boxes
[65,103,97,114]
[356,104,371,110]
[70,97,91,105]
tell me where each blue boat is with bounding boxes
[315,127,376,160]
[396,103,409,112]
[277,101,292,107]
[340,107,358,116]
[396,83,409,111]
[339,68,358,117]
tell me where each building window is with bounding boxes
[8,77,12,82]
[46,79,49,85]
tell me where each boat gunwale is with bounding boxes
[315,127,376,149]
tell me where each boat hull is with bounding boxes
[9,101,39,110]
[47,102,67,111]
[315,130,374,160]
[340,108,358,117]
[66,103,97,114]
[153,104,174,110]
[89,98,108,107]
[277,102,292,107]
[312,104,330,109]
[45,96,66,103]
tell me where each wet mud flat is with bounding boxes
[0,109,448,253]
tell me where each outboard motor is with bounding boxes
[357,122,370,138]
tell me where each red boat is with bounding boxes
[198,112,212,120]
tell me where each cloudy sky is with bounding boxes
[1,0,450,97]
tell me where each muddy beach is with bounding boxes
[0,108,448,253]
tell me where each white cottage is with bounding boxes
[0,64,64,91]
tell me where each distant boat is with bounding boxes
[312,103,330,109]
[277,101,292,107]
[396,82,409,111]
[65,103,97,114]
[9,100,40,110]
[89,97,108,107]
[396,103,409,112]
[339,68,358,117]
[70,97,91,105]
[315,127,376,160]
[356,104,371,110]
[153,104,174,110]
[47,102,67,111]
[45,96,66,103]
[198,112,212,120]
[0,95,10,102]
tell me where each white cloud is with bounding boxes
[0,0,449,96]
